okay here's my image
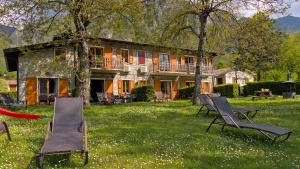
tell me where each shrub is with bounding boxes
[243,81,300,96]
[132,85,154,102]
[178,86,194,99]
[213,84,240,98]
[0,91,18,99]
[243,81,283,95]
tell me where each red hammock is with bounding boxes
[0,108,41,119]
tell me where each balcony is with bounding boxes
[152,63,214,75]
[91,58,124,72]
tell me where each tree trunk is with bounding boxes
[193,14,208,105]
[257,70,261,81]
[73,13,91,106]
[235,70,238,83]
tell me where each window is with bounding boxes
[112,48,117,56]
[184,56,194,65]
[186,81,195,87]
[55,48,66,60]
[159,53,169,64]
[90,47,104,59]
[122,80,130,94]
[121,49,129,63]
[217,78,223,85]
[39,78,58,96]
[138,50,145,64]
[177,56,182,65]
[160,81,171,96]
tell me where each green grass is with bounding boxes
[0,97,300,169]
[0,78,8,92]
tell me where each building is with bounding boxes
[7,80,17,91]
[214,68,254,86]
[4,37,215,105]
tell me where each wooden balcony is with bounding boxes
[91,58,124,72]
[152,63,214,75]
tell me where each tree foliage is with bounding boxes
[278,31,300,77]
[0,0,144,105]
[159,0,291,104]
[232,13,284,81]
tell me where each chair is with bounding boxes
[207,96,292,144]
[154,92,165,102]
[0,93,26,108]
[96,92,105,104]
[196,94,258,117]
[36,97,88,168]
[39,94,49,105]
[106,93,115,104]
[0,122,11,141]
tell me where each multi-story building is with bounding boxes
[4,37,215,105]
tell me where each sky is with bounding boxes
[242,1,300,18]
[285,1,300,17]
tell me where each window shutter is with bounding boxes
[105,80,113,94]
[26,78,37,105]
[59,79,69,97]
[154,80,160,92]
[172,81,178,99]
[130,80,135,93]
[129,49,134,64]
[118,80,122,95]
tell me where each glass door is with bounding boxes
[159,54,170,71]
[161,81,171,98]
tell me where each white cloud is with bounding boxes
[241,1,300,18]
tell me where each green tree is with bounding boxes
[0,32,9,77]
[278,31,300,79]
[233,13,284,81]
[1,0,144,106]
[160,0,290,104]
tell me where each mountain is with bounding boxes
[275,16,300,33]
[0,25,16,36]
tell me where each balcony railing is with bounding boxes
[91,58,124,70]
[153,63,214,74]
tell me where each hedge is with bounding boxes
[131,85,154,102]
[0,91,18,99]
[213,84,240,98]
[178,87,194,99]
[243,81,300,95]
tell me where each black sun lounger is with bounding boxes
[0,93,26,108]
[196,94,258,117]
[0,122,11,141]
[36,97,88,168]
[206,96,292,144]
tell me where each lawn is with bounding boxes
[0,97,299,169]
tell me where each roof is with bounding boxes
[7,80,17,85]
[3,37,217,72]
[214,68,255,76]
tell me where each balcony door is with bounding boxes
[185,56,195,73]
[159,53,170,71]
[161,81,171,97]
[90,80,104,102]
[90,47,104,68]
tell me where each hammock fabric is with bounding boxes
[0,108,41,119]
